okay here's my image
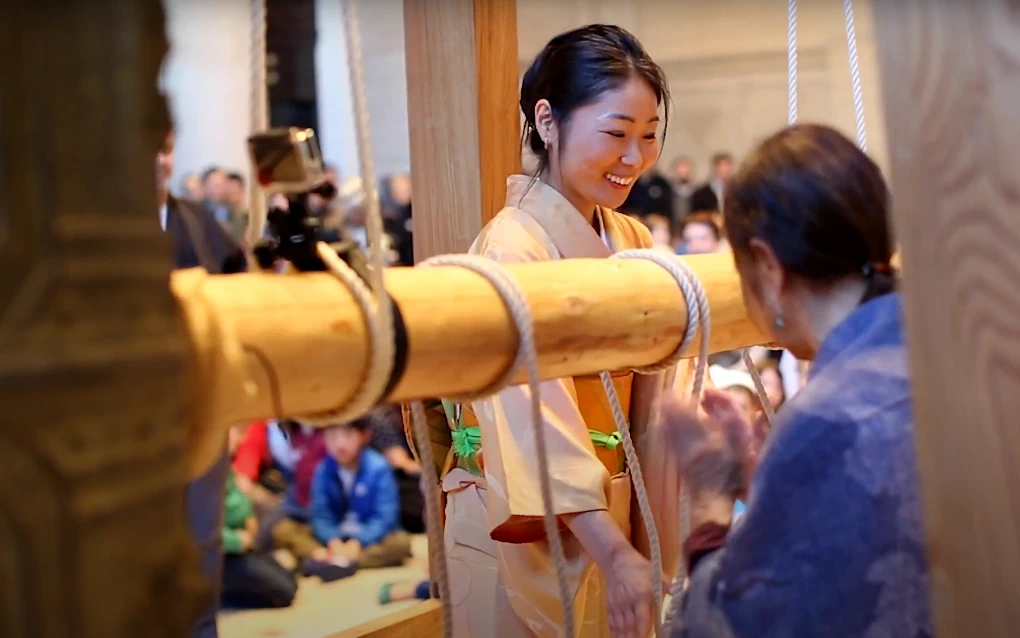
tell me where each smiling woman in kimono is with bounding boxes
[439,25,686,638]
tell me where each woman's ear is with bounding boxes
[747,238,785,299]
[534,99,556,147]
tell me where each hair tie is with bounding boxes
[862,262,892,278]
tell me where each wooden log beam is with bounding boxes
[873,1,1020,636]
[175,252,769,475]
[403,0,521,260]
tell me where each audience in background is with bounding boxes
[179,172,204,204]
[221,426,298,610]
[669,155,696,229]
[690,151,734,213]
[310,419,413,569]
[678,211,723,254]
[620,163,674,221]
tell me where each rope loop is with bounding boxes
[413,254,576,637]
[419,254,531,402]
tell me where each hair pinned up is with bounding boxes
[519,24,670,175]
[724,124,897,304]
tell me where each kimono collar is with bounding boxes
[505,175,620,259]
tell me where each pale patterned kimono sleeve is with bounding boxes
[471,228,610,541]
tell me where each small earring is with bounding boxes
[774,312,785,330]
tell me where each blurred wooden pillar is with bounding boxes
[0,1,205,637]
[873,1,1020,636]
[404,0,521,261]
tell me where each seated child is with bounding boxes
[256,421,355,581]
[221,427,297,609]
[310,417,412,569]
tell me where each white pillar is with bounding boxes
[313,0,360,182]
[160,0,255,189]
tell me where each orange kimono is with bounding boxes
[442,176,694,637]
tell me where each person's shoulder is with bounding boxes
[606,209,655,249]
[469,207,551,263]
[360,447,391,474]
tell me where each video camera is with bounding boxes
[247,127,367,276]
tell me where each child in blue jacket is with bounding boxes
[310,417,412,569]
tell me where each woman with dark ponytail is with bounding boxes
[662,125,933,637]
[440,24,683,638]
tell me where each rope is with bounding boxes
[297,0,395,427]
[842,0,868,151]
[415,254,575,637]
[787,0,798,125]
[741,350,776,425]
[248,0,269,246]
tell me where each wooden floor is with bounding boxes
[218,536,430,638]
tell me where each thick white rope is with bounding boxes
[601,250,712,636]
[248,0,269,246]
[297,0,394,428]
[842,0,868,151]
[787,0,798,125]
[414,254,575,638]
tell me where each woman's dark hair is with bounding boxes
[519,24,670,175]
[724,124,896,304]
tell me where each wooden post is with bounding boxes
[873,1,1020,636]
[0,1,205,637]
[403,0,521,261]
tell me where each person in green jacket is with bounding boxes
[221,427,298,609]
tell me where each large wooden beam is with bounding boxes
[0,1,204,637]
[403,0,521,261]
[873,1,1020,636]
[175,252,769,475]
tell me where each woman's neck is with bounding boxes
[797,278,868,359]
[539,170,597,226]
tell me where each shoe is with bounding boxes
[302,557,357,583]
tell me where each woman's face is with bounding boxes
[544,76,662,214]
[682,222,719,254]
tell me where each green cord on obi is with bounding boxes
[451,425,620,459]
[442,399,621,467]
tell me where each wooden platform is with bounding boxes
[218,536,430,638]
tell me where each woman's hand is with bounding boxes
[661,388,754,499]
[604,545,671,638]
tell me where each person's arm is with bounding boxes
[309,462,342,545]
[353,464,401,547]
[222,525,249,554]
[232,422,267,481]
[383,446,421,475]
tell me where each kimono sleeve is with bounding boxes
[471,228,611,543]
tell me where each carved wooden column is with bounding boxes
[0,1,205,636]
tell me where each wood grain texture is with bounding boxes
[0,1,206,637]
[474,0,524,225]
[326,600,443,638]
[404,0,521,261]
[873,1,1020,636]
[174,252,770,475]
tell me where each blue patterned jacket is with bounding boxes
[678,294,933,638]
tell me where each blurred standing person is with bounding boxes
[224,172,250,246]
[668,155,696,228]
[201,167,232,226]
[156,130,246,638]
[179,172,204,204]
[620,164,674,221]
[380,172,414,266]
[690,151,734,213]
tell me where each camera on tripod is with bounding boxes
[247,127,367,276]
